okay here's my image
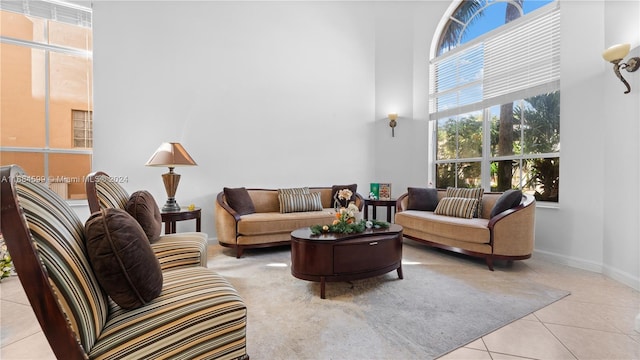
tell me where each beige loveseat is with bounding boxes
[215,187,364,258]
[395,189,535,270]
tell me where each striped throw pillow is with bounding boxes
[446,187,484,218]
[434,197,479,219]
[278,192,323,213]
[277,187,310,195]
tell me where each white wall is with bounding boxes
[92,1,640,290]
[602,0,640,288]
[372,2,443,197]
[534,1,607,272]
[92,1,441,232]
[534,0,640,291]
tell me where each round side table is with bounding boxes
[161,207,201,234]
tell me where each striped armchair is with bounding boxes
[0,165,248,359]
[86,171,208,270]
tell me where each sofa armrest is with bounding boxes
[355,192,365,211]
[488,194,536,256]
[396,193,409,212]
[215,192,241,245]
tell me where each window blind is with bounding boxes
[483,8,560,105]
[0,0,92,27]
[430,3,560,120]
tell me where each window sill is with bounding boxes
[536,201,559,209]
[67,199,88,208]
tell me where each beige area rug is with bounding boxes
[208,239,570,360]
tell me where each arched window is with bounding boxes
[429,0,560,202]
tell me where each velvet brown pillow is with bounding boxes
[125,190,162,243]
[224,187,256,215]
[85,208,163,310]
[490,189,523,218]
[407,187,439,211]
[331,184,358,207]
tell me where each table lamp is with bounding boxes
[145,142,197,212]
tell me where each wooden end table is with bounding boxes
[290,224,403,299]
[364,198,397,223]
[161,207,201,234]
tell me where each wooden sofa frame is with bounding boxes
[396,191,535,271]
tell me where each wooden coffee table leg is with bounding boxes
[397,266,403,279]
[320,277,326,299]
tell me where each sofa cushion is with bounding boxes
[125,190,162,243]
[238,210,336,236]
[407,187,438,211]
[446,187,484,218]
[490,189,523,218]
[331,184,358,207]
[88,267,247,359]
[278,192,323,213]
[85,208,163,310]
[395,210,490,244]
[224,187,256,215]
[434,197,479,219]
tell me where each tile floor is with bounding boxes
[1,246,639,360]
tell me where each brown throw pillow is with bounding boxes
[490,189,523,218]
[331,184,358,207]
[125,190,162,243]
[85,208,163,310]
[224,187,256,215]
[407,187,438,211]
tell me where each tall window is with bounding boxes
[0,0,93,200]
[430,0,560,202]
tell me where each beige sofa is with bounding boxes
[395,190,535,270]
[215,187,364,258]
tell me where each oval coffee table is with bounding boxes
[290,224,403,299]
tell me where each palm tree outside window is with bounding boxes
[430,0,560,202]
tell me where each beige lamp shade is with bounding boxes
[602,43,631,62]
[145,142,197,167]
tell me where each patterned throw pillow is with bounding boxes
[278,192,323,213]
[277,187,310,195]
[434,197,479,219]
[445,187,484,218]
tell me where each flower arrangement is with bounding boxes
[0,241,13,281]
[334,188,354,209]
[311,188,390,235]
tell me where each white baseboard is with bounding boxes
[602,264,640,292]
[533,249,640,292]
[533,249,603,272]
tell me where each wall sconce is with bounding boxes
[145,142,197,212]
[602,43,639,94]
[388,113,398,137]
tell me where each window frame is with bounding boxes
[429,1,560,204]
[0,1,93,200]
